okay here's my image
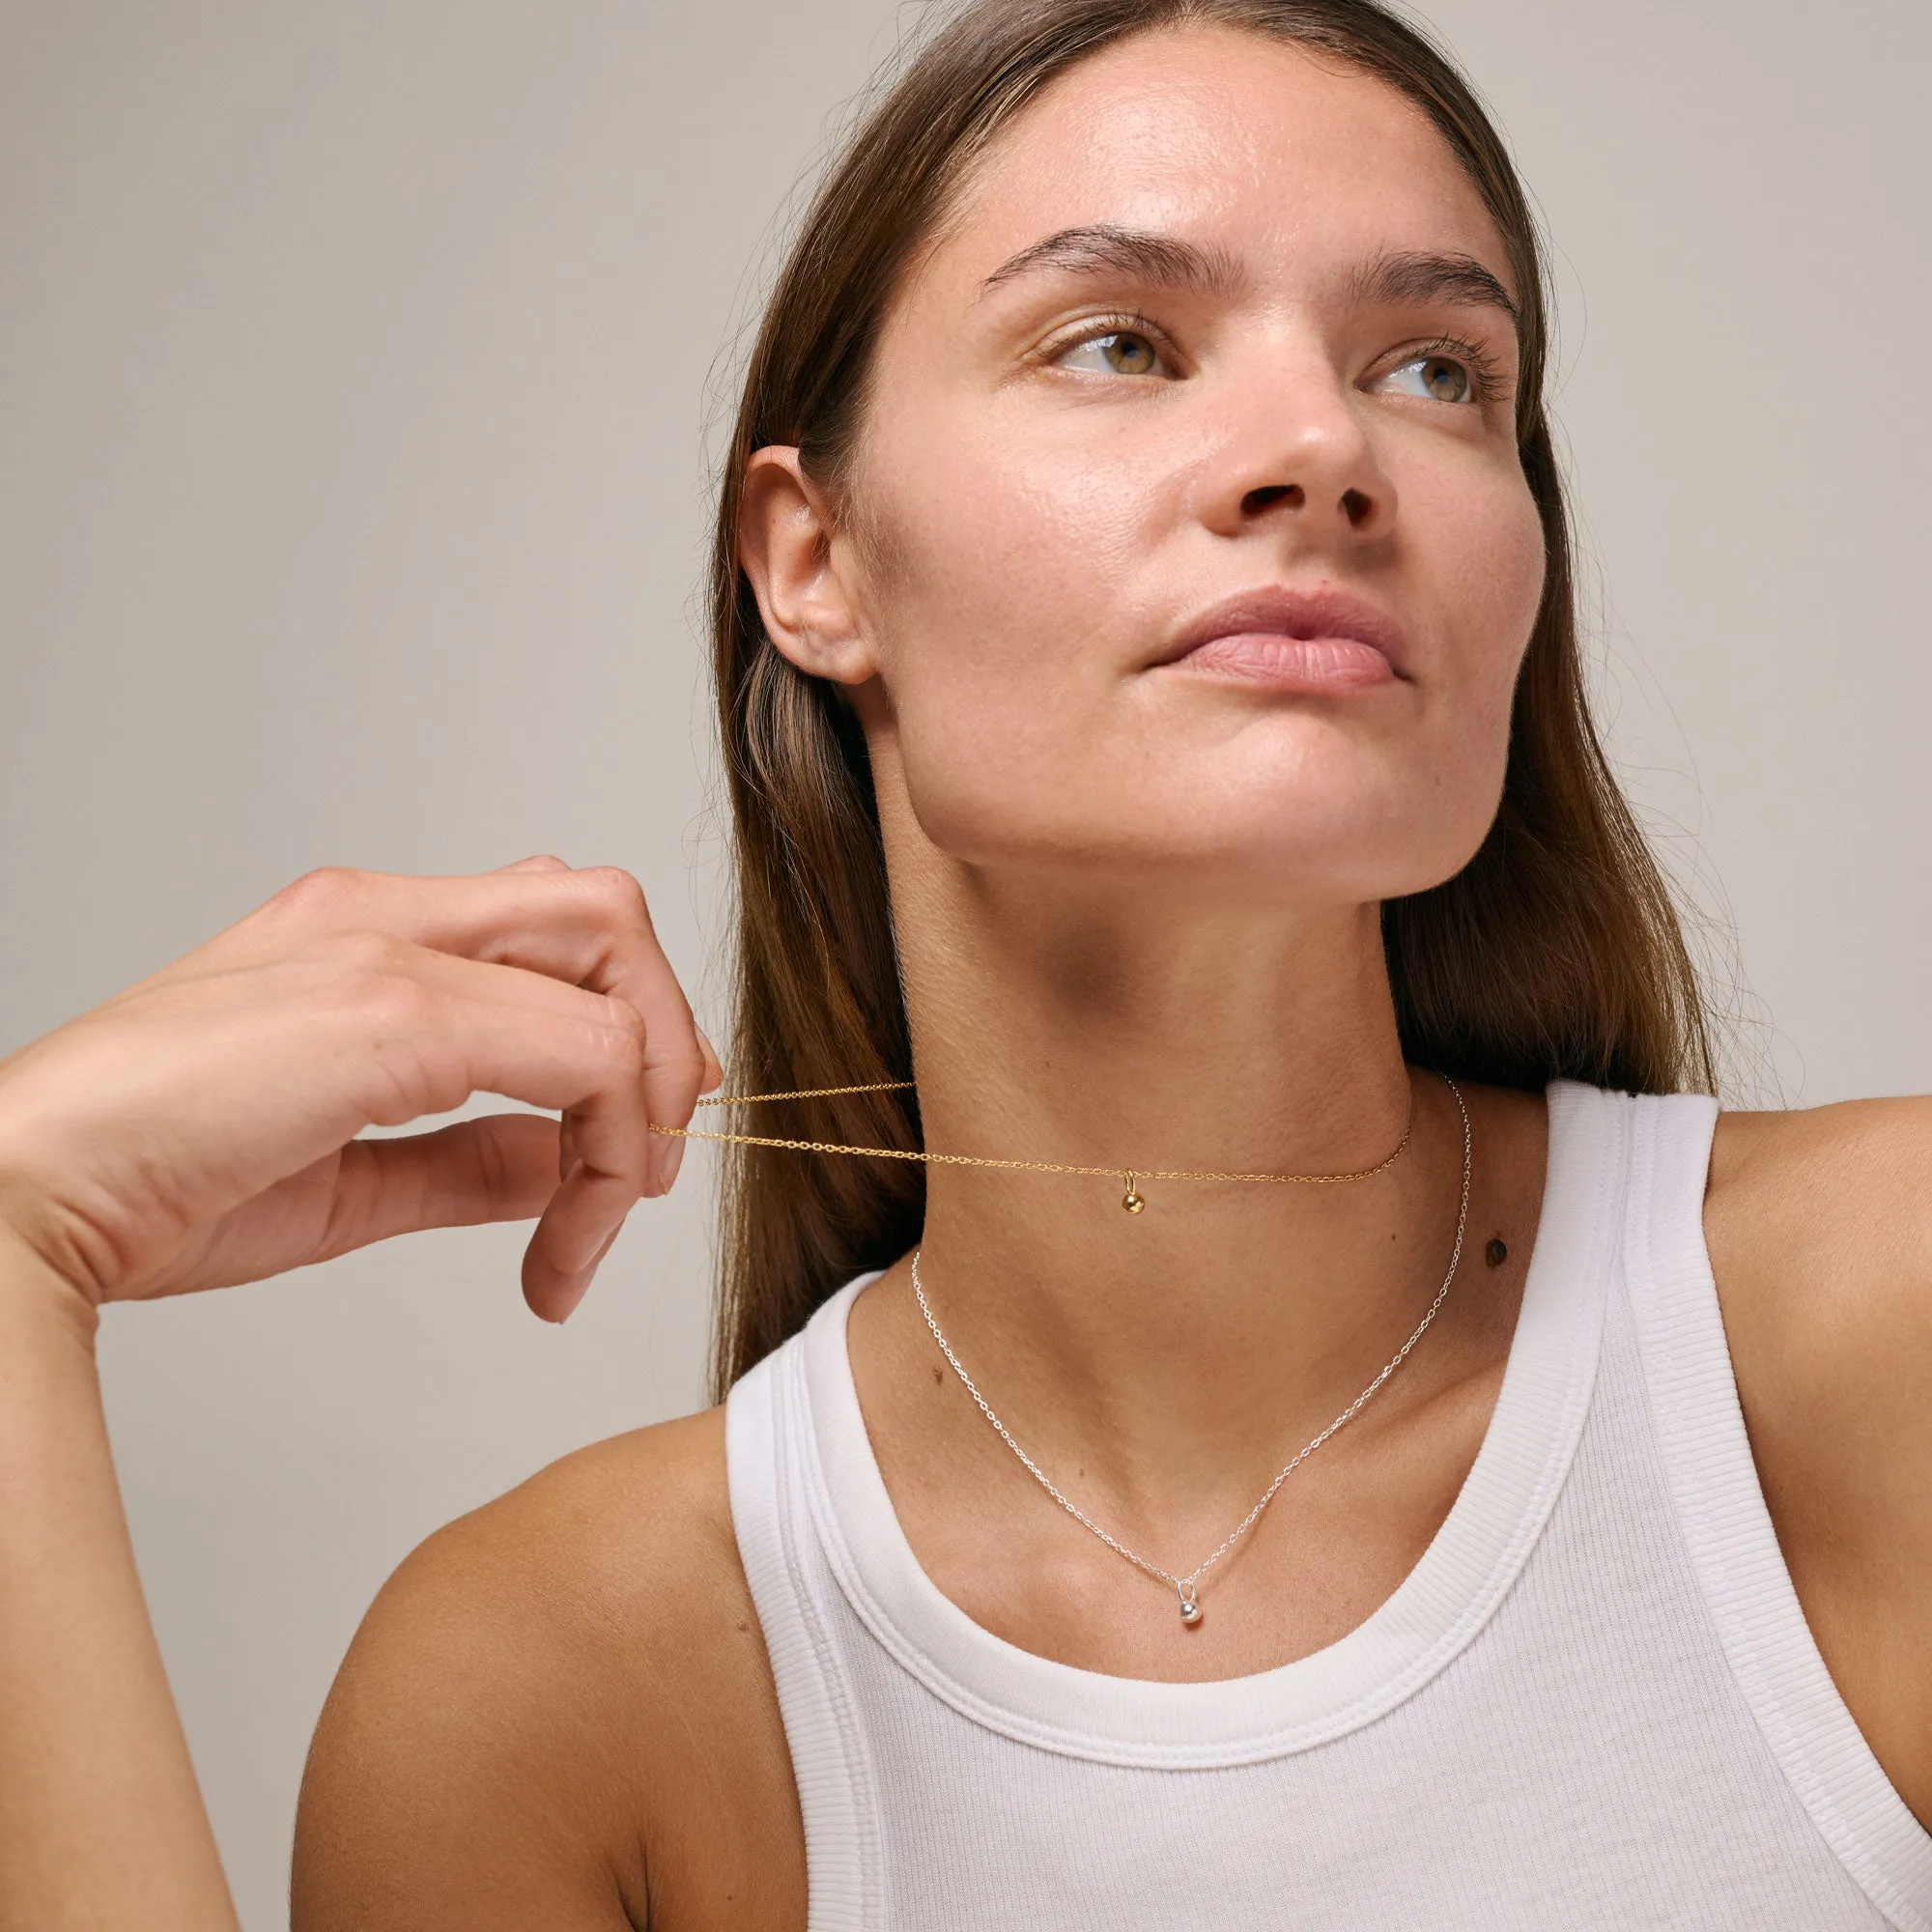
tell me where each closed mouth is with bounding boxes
[1157,584,1411,682]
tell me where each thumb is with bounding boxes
[311,1113,562,1261]
[694,1026,724,1096]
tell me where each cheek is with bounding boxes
[851,407,1157,782]
[1270,442,1542,906]
[1404,471,1547,863]
[861,405,1149,660]
[1424,460,1545,724]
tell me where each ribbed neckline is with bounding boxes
[791,1077,1622,1767]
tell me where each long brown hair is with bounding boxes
[706,0,1717,1397]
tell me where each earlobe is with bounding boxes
[736,447,876,686]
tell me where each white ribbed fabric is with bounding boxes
[726,1080,1932,1929]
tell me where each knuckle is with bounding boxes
[269,865,365,922]
[605,1004,651,1078]
[653,1037,708,1093]
[320,932,430,1028]
[323,927,412,976]
[581,865,653,928]
[470,1119,512,1203]
[360,976,438,1040]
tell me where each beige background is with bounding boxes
[1,0,1926,1921]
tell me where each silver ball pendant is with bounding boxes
[1179,1596,1203,1627]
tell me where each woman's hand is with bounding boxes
[0,855,720,1323]
[0,853,721,1929]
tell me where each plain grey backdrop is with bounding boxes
[2,0,1927,1921]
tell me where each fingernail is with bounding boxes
[558,1227,621,1316]
[657,1137,685,1192]
[562,1219,620,1279]
[695,1027,723,1092]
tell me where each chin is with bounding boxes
[895,728,1499,900]
[1137,772,1492,888]
[919,795,1488,908]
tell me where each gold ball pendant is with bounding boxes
[1122,1172,1146,1213]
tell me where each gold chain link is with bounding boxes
[646,1078,1414,1186]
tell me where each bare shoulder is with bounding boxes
[293,1406,804,1932]
[1706,1091,1932,1406]
[1703,1092,1932,1824]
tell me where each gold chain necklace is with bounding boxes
[646,1077,1415,1211]
[908,1069,1470,1625]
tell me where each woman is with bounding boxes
[0,0,1925,1924]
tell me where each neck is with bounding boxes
[886,833,1471,1519]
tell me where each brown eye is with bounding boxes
[1377,352,1477,403]
[1060,329,1162,376]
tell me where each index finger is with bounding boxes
[249,864,710,1188]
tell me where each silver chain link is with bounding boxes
[909,1070,1471,1620]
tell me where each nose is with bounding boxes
[1201,369,1396,544]
[1238,478,1379,529]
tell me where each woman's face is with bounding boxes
[758,24,1547,907]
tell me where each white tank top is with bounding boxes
[724,1079,1932,1929]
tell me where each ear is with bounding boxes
[736,447,877,686]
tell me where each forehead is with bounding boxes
[926,23,1512,303]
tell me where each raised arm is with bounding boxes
[0,858,717,1929]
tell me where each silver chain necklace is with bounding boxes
[909,1070,1471,1627]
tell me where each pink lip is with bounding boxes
[1156,585,1409,692]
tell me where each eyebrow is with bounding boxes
[978,223,1245,299]
[979,227,1518,333]
[1345,249,1519,328]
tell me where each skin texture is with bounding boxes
[1705,1102,1932,1822]
[291,1412,803,1931]
[0,23,1922,1932]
